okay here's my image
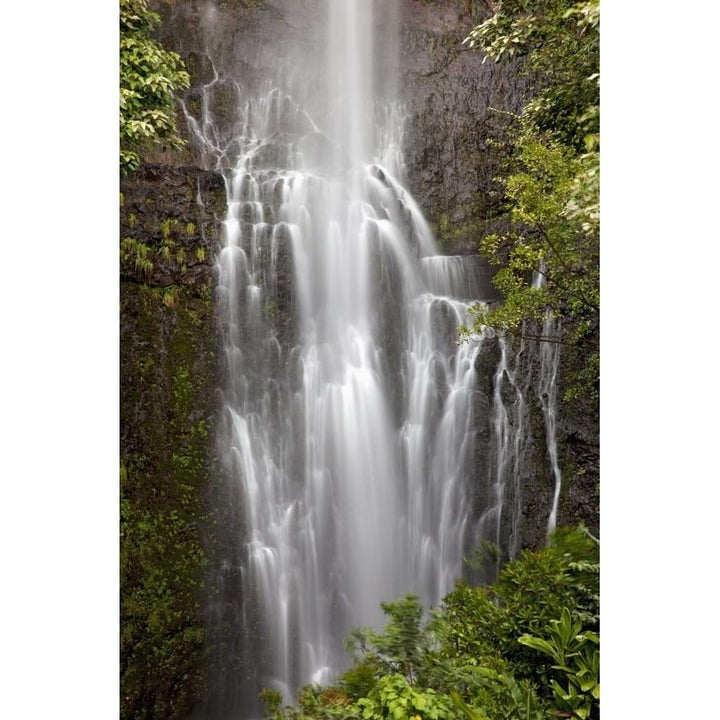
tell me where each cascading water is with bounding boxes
[533,269,563,537]
[475,334,528,566]
[180,1,562,716]
[538,318,562,537]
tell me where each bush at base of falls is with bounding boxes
[262,525,599,720]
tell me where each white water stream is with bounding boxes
[180,1,563,714]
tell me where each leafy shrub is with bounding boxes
[269,526,599,720]
[120,0,190,174]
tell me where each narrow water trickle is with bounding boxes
[180,2,559,716]
[535,302,563,536]
[541,327,563,538]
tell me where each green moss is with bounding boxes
[120,481,207,719]
[429,202,488,253]
[184,95,202,122]
[471,0,486,24]
[136,356,155,379]
[262,299,281,321]
[162,286,180,308]
[208,82,238,126]
[120,278,218,720]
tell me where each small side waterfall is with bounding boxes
[179,1,567,715]
[534,276,563,537]
[475,335,528,564]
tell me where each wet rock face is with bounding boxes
[120,162,228,720]
[120,163,225,290]
[399,1,529,254]
[138,0,598,548]
[149,0,527,252]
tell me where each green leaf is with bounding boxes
[517,634,556,658]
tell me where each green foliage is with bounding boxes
[338,660,380,700]
[438,525,598,663]
[456,133,599,404]
[464,539,502,573]
[464,0,599,152]
[354,673,457,720]
[120,0,190,174]
[262,299,282,321]
[270,526,599,720]
[449,667,545,720]
[160,217,174,239]
[518,609,599,719]
[463,137,598,332]
[261,688,284,718]
[461,0,599,406]
[120,216,202,282]
[351,595,430,684]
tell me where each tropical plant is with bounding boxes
[518,608,599,720]
[120,0,190,174]
[460,134,598,342]
[464,0,599,152]
[354,673,457,720]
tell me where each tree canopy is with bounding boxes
[120,0,190,174]
[464,0,599,152]
[460,0,599,406]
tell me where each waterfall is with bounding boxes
[539,318,562,537]
[533,268,563,537]
[178,2,561,715]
